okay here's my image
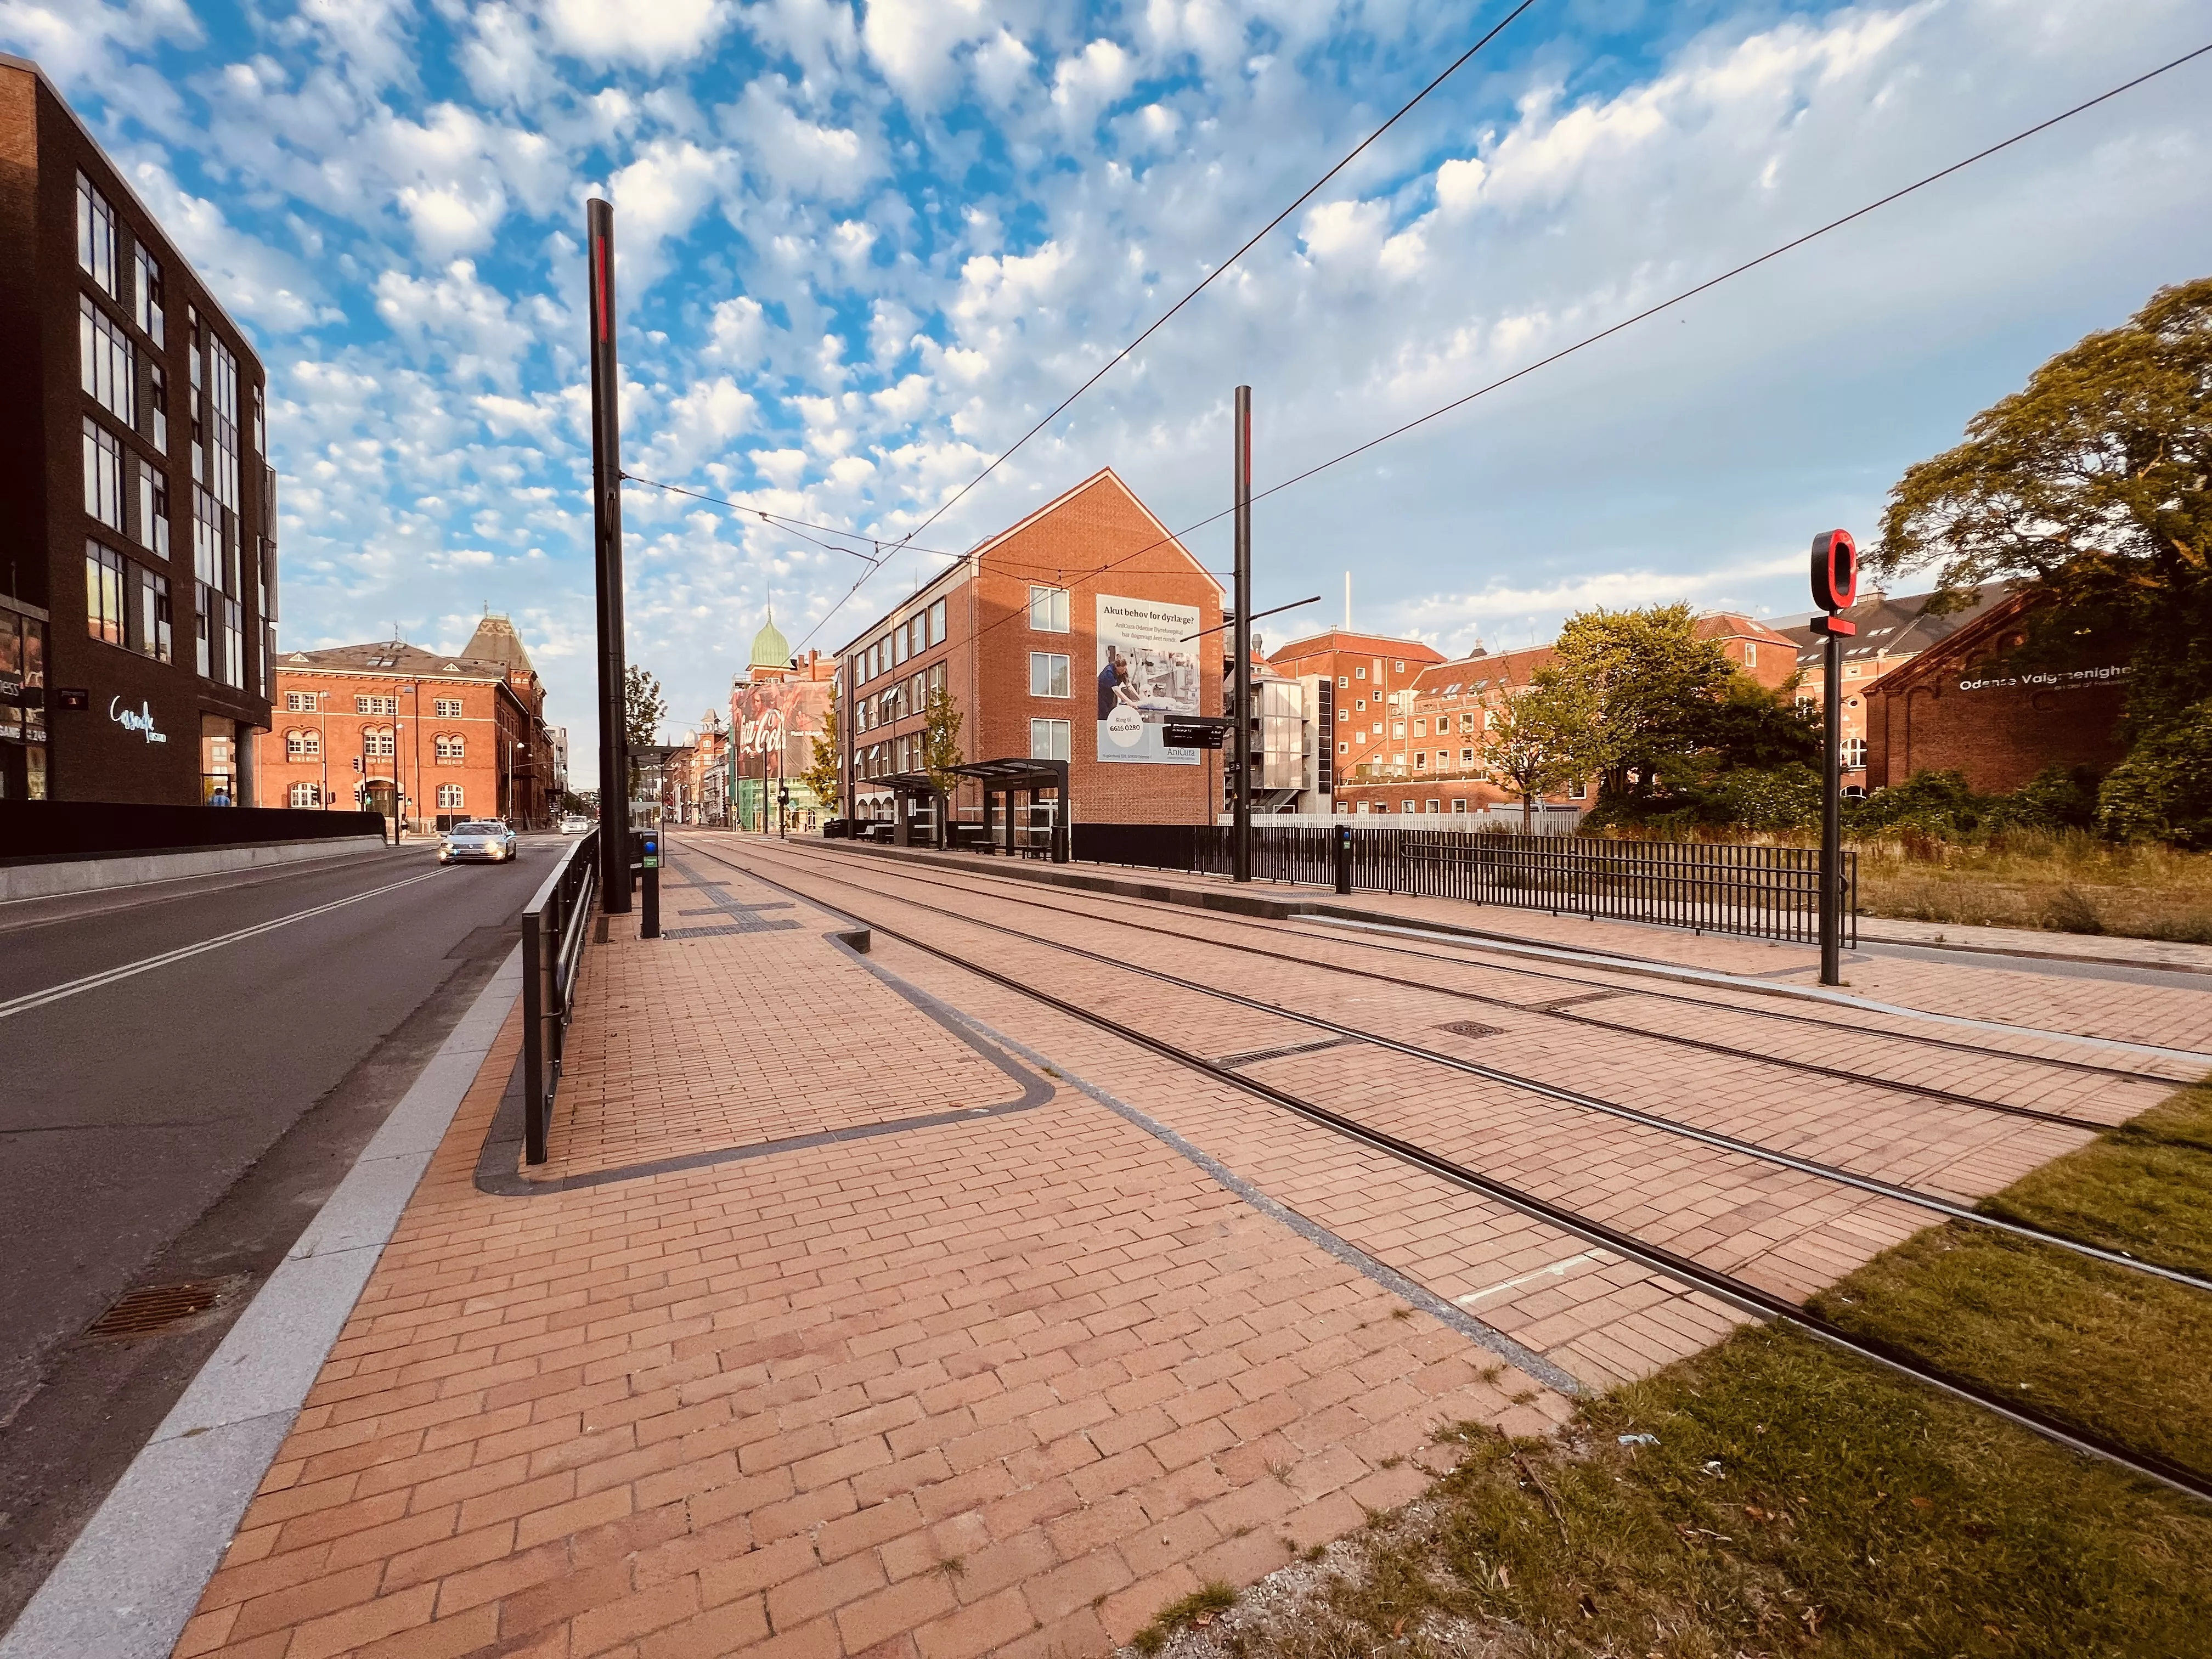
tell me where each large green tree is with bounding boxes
[1542,604,1814,817]
[800,685,842,817]
[1484,673,1595,832]
[1874,275,2212,735]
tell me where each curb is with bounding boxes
[0,950,523,1659]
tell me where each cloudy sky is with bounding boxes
[12,0,2209,754]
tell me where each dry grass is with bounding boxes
[1132,1080,2212,1659]
[1854,831,2212,943]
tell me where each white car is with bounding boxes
[560,814,593,834]
[439,820,517,864]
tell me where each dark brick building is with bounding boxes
[1863,590,2132,793]
[0,54,275,805]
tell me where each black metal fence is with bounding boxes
[522,830,598,1165]
[1069,823,1855,945]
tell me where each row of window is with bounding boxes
[854,661,947,733]
[84,542,172,663]
[856,597,950,685]
[279,729,473,760]
[283,691,471,718]
[287,782,469,809]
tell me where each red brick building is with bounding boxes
[1771,583,2009,794]
[837,469,1223,827]
[1864,590,2132,793]
[255,615,556,832]
[1330,611,1797,815]
[1264,629,1446,782]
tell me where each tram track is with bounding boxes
[725,841,2193,1145]
[679,836,2212,1505]
[699,839,2207,1291]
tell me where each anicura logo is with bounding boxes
[109,696,168,743]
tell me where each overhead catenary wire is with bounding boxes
[925,38,2212,662]
[889,0,1543,552]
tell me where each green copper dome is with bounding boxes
[749,610,790,670]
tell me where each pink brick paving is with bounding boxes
[167,860,1564,1659]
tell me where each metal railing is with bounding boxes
[522,830,598,1165]
[1070,822,1855,945]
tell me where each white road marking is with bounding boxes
[1457,1249,1612,1305]
[0,868,447,1021]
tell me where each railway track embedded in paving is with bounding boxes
[672,836,2212,1504]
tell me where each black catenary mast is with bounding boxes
[586,198,631,911]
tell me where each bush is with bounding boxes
[1706,762,1821,831]
[2098,700,2212,848]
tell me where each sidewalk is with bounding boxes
[167,860,1562,1659]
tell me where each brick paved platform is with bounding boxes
[168,859,1565,1659]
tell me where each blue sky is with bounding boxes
[10,0,2209,755]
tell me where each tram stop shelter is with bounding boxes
[874,772,948,849]
[949,758,1071,862]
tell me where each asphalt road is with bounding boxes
[0,836,567,1632]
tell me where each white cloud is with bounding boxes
[1049,36,1132,122]
[608,139,735,296]
[374,258,535,385]
[541,0,731,67]
[859,0,990,104]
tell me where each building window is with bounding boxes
[1400,800,1415,814]
[285,690,318,712]
[1412,719,1426,737]
[191,483,221,586]
[286,729,318,758]
[1372,723,1382,736]
[86,542,126,645]
[1392,720,1405,738]
[356,695,397,715]
[1338,741,1348,754]
[252,383,265,456]
[83,419,125,531]
[893,622,908,667]
[147,363,168,453]
[929,597,946,644]
[1029,652,1070,698]
[438,783,464,810]
[1354,698,1364,710]
[1569,778,1588,800]
[1396,661,1406,673]
[1413,753,1427,771]
[81,297,136,423]
[364,726,396,758]
[436,734,465,761]
[434,697,463,718]
[288,782,319,808]
[1460,747,1475,766]
[198,588,244,687]
[1744,641,1758,668]
[1355,665,1365,679]
[1452,798,1469,813]
[76,172,117,296]
[1029,718,1071,761]
[137,461,170,559]
[1337,675,1347,688]
[138,568,172,663]
[1028,585,1070,633]
[208,335,240,514]
[1843,737,1867,769]
[1338,708,1347,722]
[134,246,165,345]
[1425,800,1439,813]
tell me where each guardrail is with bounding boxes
[1068,822,1855,945]
[522,830,599,1165]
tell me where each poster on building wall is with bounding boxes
[1096,594,1201,765]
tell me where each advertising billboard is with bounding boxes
[1096,594,1201,765]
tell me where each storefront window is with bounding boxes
[0,611,49,798]
[201,713,237,805]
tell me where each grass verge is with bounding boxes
[1160,1082,2212,1659]
[1852,832,2212,943]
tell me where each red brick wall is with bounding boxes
[257,668,533,827]
[1866,669,2129,793]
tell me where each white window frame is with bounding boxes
[434,698,463,718]
[1744,641,1757,668]
[1029,718,1071,761]
[1029,652,1071,698]
[288,782,319,808]
[437,783,465,810]
[1028,585,1070,634]
[356,695,397,715]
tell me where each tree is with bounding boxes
[624,666,666,797]
[624,665,667,751]
[1545,605,1740,808]
[1875,275,2212,737]
[800,686,843,816]
[921,685,964,793]
[1484,673,1595,832]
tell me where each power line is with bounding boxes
[620,470,961,561]
[888,0,1542,551]
[933,37,2212,662]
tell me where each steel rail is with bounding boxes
[760,843,2171,1138]
[695,839,2212,1506]
[727,841,2212,1294]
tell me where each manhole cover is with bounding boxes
[82,1276,246,1341]
[1437,1020,1504,1039]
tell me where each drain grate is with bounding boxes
[1437,1019,1505,1039]
[82,1276,245,1341]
